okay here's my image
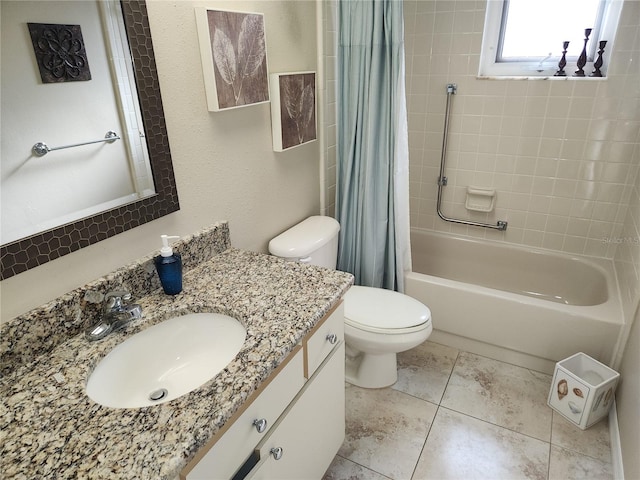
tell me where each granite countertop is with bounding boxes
[0,248,353,479]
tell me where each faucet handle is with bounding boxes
[104,290,132,310]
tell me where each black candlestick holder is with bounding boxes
[574,28,592,77]
[590,40,607,77]
[554,41,570,76]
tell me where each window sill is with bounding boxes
[476,75,608,81]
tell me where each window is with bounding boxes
[479,0,623,77]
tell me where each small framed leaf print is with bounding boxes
[269,72,317,152]
[195,8,269,111]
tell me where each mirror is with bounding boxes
[0,0,180,280]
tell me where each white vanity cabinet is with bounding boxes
[248,342,345,479]
[182,302,345,480]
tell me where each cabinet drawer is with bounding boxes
[183,347,304,480]
[303,302,344,378]
[248,342,346,480]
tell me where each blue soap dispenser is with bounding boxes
[155,235,182,295]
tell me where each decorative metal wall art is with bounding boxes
[195,9,269,111]
[269,72,317,152]
[27,23,91,83]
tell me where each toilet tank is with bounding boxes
[268,216,340,269]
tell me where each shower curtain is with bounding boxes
[335,0,411,292]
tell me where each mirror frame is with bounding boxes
[1,0,179,280]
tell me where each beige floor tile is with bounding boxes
[441,352,553,441]
[323,455,391,480]
[412,407,549,480]
[392,341,459,404]
[328,351,614,480]
[551,412,612,463]
[339,385,438,480]
[548,445,613,480]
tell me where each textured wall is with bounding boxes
[614,162,640,480]
[617,303,640,480]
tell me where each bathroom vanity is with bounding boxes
[0,222,353,479]
[183,304,345,479]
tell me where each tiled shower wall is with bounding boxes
[615,177,640,331]
[404,0,640,259]
[322,0,338,219]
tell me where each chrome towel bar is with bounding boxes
[32,130,120,157]
[436,83,508,231]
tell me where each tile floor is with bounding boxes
[323,341,614,480]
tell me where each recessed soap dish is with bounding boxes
[465,186,496,213]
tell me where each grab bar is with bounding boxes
[436,84,508,231]
[32,131,120,157]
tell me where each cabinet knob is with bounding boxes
[326,333,338,345]
[253,418,267,433]
[270,447,283,460]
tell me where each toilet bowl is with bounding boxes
[343,285,432,388]
[268,216,432,388]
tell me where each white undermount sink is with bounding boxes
[86,313,247,408]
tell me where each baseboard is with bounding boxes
[429,330,556,374]
[609,400,624,480]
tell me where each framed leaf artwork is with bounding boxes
[269,72,317,152]
[195,8,269,111]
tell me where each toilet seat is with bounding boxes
[343,286,431,335]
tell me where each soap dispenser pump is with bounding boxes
[154,235,182,295]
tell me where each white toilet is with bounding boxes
[269,216,432,388]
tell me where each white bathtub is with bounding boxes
[405,229,623,374]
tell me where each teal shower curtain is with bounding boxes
[336,0,411,292]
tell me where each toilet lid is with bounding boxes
[343,286,431,330]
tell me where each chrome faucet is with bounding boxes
[85,291,142,341]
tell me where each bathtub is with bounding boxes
[405,229,623,374]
